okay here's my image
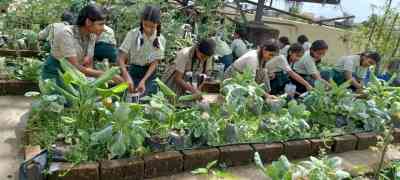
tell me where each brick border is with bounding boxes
[0,80,38,95]
[0,48,42,58]
[40,130,389,179]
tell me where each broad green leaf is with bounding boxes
[111,82,128,93]
[335,170,350,179]
[206,160,218,169]
[190,168,208,175]
[62,71,74,85]
[254,152,265,169]
[91,125,113,143]
[61,116,76,124]
[24,91,40,97]
[110,132,127,158]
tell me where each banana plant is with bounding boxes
[40,59,126,133]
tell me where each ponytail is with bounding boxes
[139,5,162,49]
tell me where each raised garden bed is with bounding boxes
[48,162,99,180]
[34,131,397,179]
[100,158,144,180]
[0,48,42,58]
[182,148,220,171]
[284,139,312,160]
[143,151,183,178]
[0,79,38,95]
[332,135,358,153]
[309,138,334,155]
[251,143,284,163]
[354,132,378,150]
[218,144,254,167]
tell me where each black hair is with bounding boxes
[197,38,216,56]
[279,36,290,46]
[260,39,279,53]
[235,28,246,39]
[139,5,161,49]
[361,51,381,64]
[258,39,279,68]
[61,10,74,25]
[287,43,304,60]
[297,34,309,45]
[76,4,106,26]
[310,40,328,51]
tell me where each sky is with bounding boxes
[270,0,400,22]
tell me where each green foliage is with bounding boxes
[5,57,42,81]
[352,0,400,68]
[254,152,351,180]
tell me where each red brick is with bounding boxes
[100,158,144,180]
[333,135,358,153]
[354,132,378,150]
[0,80,38,95]
[251,143,284,163]
[200,82,220,93]
[48,162,99,180]
[182,148,220,171]
[393,128,400,143]
[144,151,183,178]
[284,140,312,160]
[309,139,334,155]
[219,145,254,167]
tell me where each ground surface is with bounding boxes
[0,96,32,180]
[0,96,400,180]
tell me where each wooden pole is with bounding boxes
[255,0,266,22]
[391,36,400,58]
[234,0,248,24]
[384,13,399,46]
[375,0,393,42]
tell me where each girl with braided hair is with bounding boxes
[118,5,166,95]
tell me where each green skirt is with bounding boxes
[331,69,346,85]
[128,64,157,95]
[94,42,117,63]
[270,71,290,95]
[41,55,63,86]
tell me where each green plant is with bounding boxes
[91,103,149,159]
[254,152,351,180]
[222,67,266,116]
[6,58,42,81]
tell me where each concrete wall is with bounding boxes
[263,17,355,64]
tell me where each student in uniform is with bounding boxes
[38,10,74,50]
[94,25,117,63]
[212,34,233,71]
[231,28,248,60]
[41,4,124,86]
[225,40,279,99]
[162,39,216,97]
[332,51,380,90]
[278,36,290,56]
[266,43,313,95]
[118,5,166,95]
[293,40,330,93]
[297,34,311,52]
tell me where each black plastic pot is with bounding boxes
[144,136,168,152]
[224,123,238,144]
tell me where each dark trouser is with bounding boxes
[41,55,63,86]
[218,54,234,71]
[128,64,157,95]
[332,69,359,91]
[270,71,290,95]
[94,42,117,63]
[291,73,314,94]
